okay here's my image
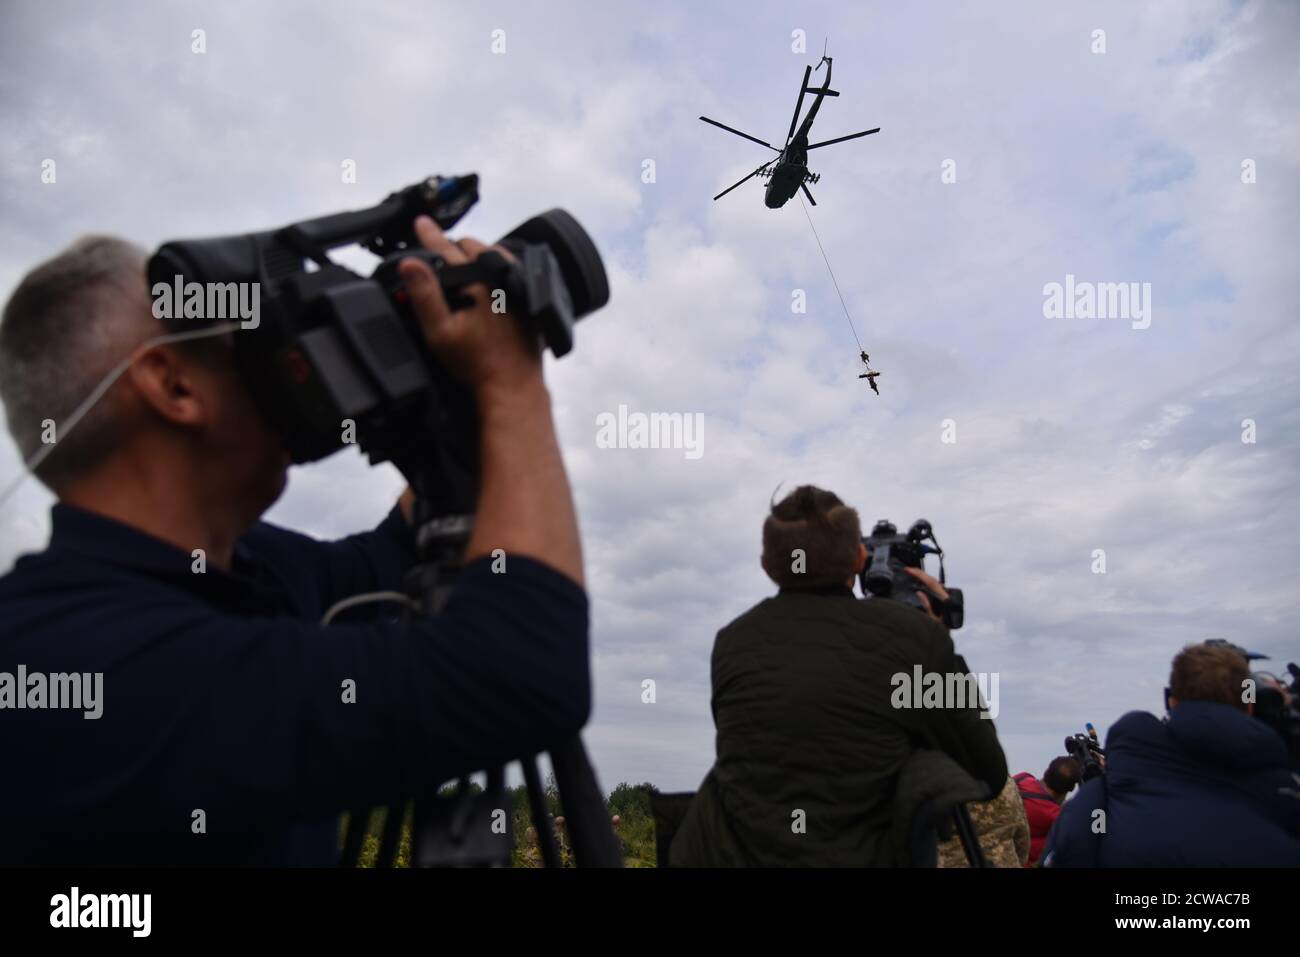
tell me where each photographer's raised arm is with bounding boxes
[398,215,584,586]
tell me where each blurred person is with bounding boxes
[1014,757,1081,867]
[610,814,630,858]
[519,826,543,868]
[553,814,574,867]
[1044,643,1300,866]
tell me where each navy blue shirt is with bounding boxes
[0,502,590,865]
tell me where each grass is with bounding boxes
[340,781,662,868]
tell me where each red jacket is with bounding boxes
[1013,773,1062,867]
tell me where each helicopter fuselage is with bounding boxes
[763,58,831,208]
[700,51,877,208]
[764,143,810,208]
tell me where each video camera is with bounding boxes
[1064,722,1105,782]
[859,519,964,629]
[147,174,608,505]
[1253,661,1300,771]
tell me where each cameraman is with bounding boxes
[0,219,589,865]
[1043,642,1300,866]
[670,485,1007,866]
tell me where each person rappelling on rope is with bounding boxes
[797,199,882,396]
[857,350,881,395]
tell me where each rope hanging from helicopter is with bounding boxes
[796,193,880,393]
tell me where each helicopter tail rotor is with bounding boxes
[817,37,831,71]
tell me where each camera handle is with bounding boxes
[378,249,512,313]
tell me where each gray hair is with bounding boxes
[0,235,155,490]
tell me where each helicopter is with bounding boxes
[699,45,880,207]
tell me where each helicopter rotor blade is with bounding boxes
[800,181,817,206]
[699,116,779,151]
[786,65,812,145]
[713,161,771,201]
[806,127,881,150]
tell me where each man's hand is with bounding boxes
[905,566,949,624]
[398,215,541,397]
[395,216,584,586]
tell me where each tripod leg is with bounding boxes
[338,806,371,867]
[376,802,407,867]
[953,805,990,868]
[522,757,562,868]
[550,735,623,867]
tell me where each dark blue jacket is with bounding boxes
[1044,702,1300,866]
[0,503,590,866]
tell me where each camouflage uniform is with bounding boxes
[937,774,1029,868]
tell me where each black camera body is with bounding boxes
[147,174,608,506]
[859,519,964,629]
[1065,724,1105,781]
[1254,662,1300,771]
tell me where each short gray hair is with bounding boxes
[0,235,154,489]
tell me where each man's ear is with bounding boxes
[853,541,868,574]
[125,345,208,427]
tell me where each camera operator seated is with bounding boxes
[670,486,1007,866]
[0,222,589,865]
[1043,643,1300,867]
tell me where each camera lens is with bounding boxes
[500,210,609,319]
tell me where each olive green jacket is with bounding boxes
[670,587,1007,867]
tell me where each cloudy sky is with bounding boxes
[1,0,1298,793]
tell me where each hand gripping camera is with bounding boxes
[859,519,964,629]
